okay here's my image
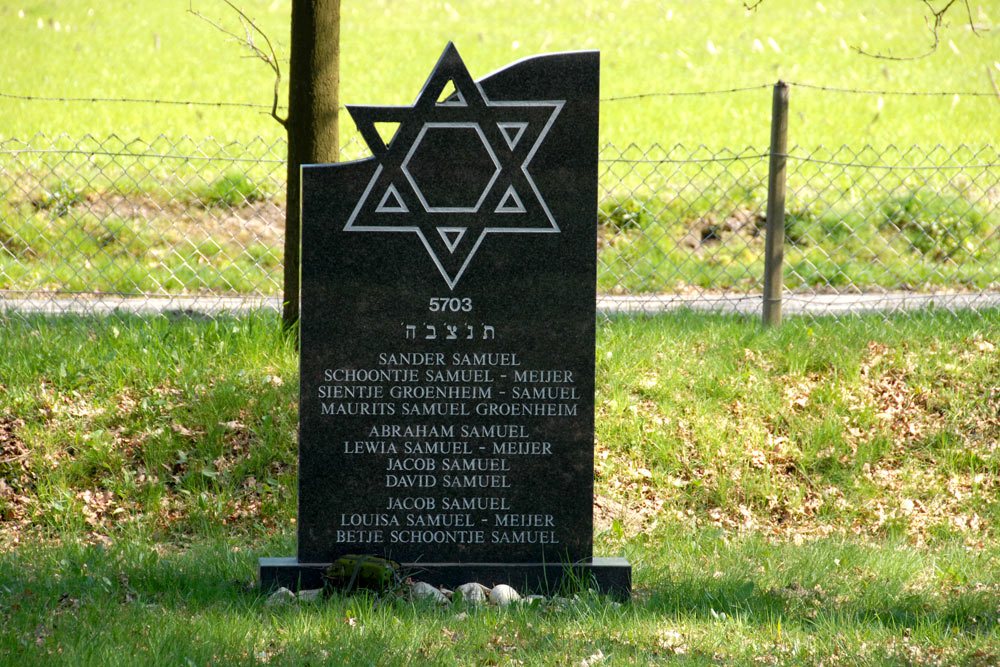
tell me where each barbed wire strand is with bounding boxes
[0,91,287,110]
[599,153,999,169]
[3,80,996,109]
[0,147,285,163]
[4,89,773,107]
[601,153,769,164]
[784,81,996,97]
[600,85,771,101]
[4,146,995,170]
[786,153,1000,170]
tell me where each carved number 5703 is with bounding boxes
[429,297,472,312]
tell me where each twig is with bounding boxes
[988,66,1000,108]
[188,1,287,128]
[743,0,982,60]
[854,0,979,60]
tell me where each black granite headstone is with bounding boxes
[260,43,630,599]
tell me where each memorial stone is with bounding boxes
[260,43,631,599]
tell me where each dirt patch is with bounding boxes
[0,415,28,470]
[857,341,942,444]
[594,494,646,535]
[84,192,286,246]
[599,205,764,253]
[678,206,765,250]
[0,416,33,526]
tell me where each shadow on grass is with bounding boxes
[2,531,1000,663]
[636,533,1000,639]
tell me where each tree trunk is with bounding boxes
[284,0,340,329]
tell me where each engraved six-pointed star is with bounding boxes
[343,42,564,289]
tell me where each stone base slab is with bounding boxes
[260,556,631,601]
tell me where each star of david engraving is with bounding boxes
[344,42,565,289]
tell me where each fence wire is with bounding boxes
[1,134,998,319]
[597,143,1000,318]
[0,134,287,314]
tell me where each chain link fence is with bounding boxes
[597,142,1000,317]
[0,134,286,314]
[1,133,998,318]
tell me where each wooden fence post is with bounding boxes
[763,81,789,326]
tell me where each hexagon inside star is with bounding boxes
[401,123,501,213]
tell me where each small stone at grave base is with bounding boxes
[297,588,323,602]
[456,582,490,605]
[521,594,546,605]
[265,587,296,607]
[489,584,521,606]
[410,581,448,604]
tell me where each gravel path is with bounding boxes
[596,291,1000,316]
[3,291,1000,318]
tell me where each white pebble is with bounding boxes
[456,582,490,605]
[410,581,448,603]
[489,584,521,606]
[297,588,323,602]
[264,587,296,607]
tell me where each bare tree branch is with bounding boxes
[747,0,982,60]
[854,0,972,60]
[188,0,287,128]
[988,65,1000,107]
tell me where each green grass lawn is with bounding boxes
[2,0,997,149]
[1,309,998,664]
[597,175,1000,294]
